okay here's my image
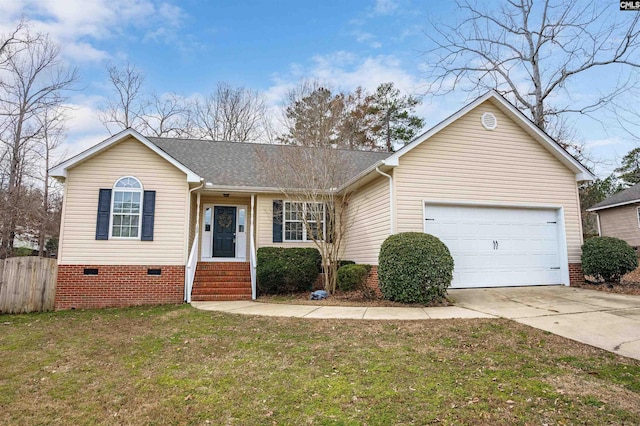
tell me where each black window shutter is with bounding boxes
[273,200,283,243]
[96,189,112,240]
[141,190,156,241]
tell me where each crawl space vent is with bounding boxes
[481,112,497,130]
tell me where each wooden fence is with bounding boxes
[0,257,57,314]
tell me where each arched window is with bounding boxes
[111,176,143,238]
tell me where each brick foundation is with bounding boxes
[365,264,585,290]
[55,265,185,310]
[364,265,382,298]
[568,263,584,286]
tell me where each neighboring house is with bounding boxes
[588,183,640,248]
[50,91,594,309]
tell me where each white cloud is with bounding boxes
[585,137,622,149]
[0,0,186,63]
[373,0,398,15]
[263,51,456,134]
[355,31,374,42]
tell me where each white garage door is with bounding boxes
[424,204,562,288]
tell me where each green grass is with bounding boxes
[1,304,639,425]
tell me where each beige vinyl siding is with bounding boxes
[598,204,640,247]
[256,194,320,249]
[198,195,251,259]
[59,136,189,265]
[394,100,584,263]
[342,175,390,264]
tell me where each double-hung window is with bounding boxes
[284,202,325,241]
[111,177,143,238]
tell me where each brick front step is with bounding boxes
[193,281,251,288]
[192,287,252,295]
[196,269,251,279]
[191,262,252,301]
[195,274,251,281]
[191,294,252,301]
[196,262,249,271]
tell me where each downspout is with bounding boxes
[375,167,395,235]
[185,180,204,301]
[596,212,601,236]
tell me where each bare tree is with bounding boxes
[99,62,145,133]
[425,0,640,137]
[192,82,269,142]
[0,32,77,257]
[138,92,192,138]
[34,109,66,256]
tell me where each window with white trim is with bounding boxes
[284,202,325,241]
[111,177,143,238]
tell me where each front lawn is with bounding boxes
[1,305,639,425]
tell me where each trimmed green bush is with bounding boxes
[378,232,454,304]
[337,260,356,269]
[257,247,322,294]
[337,264,372,292]
[581,236,638,283]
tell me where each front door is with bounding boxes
[213,206,236,257]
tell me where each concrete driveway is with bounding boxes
[449,286,640,361]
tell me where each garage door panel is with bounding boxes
[424,204,562,289]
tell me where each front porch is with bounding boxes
[185,191,258,302]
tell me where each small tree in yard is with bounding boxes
[258,143,352,294]
[581,237,638,284]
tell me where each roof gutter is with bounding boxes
[375,167,395,235]
[587,199,640,212]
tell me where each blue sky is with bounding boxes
[1,0,635,178]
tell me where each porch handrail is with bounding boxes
[185,232,199,303]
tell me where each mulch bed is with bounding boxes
[573,266,640,296]
[258,289,451,307]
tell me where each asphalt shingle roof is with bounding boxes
[590,182,640,210]
[148,137,391,189]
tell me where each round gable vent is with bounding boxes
[481,112,497,130]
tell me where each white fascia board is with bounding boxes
[587,199,640,212]
[385,90,595,183]
[337,160,389,193]
[49,128,202,183]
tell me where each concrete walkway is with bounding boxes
[450,286,640,361]
[191,286,640,361]
[191,300,495,320]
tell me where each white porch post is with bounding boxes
[250,193,257,299]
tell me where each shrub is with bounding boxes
[581,236,638,283]
[337,264,372,292]
[378,232,454,304]
[257,247,321,294]
[337,260,355,269]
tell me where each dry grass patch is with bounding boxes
[1,305,639,425]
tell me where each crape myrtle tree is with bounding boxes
[425,0,640,157]
[256,142,352,295]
